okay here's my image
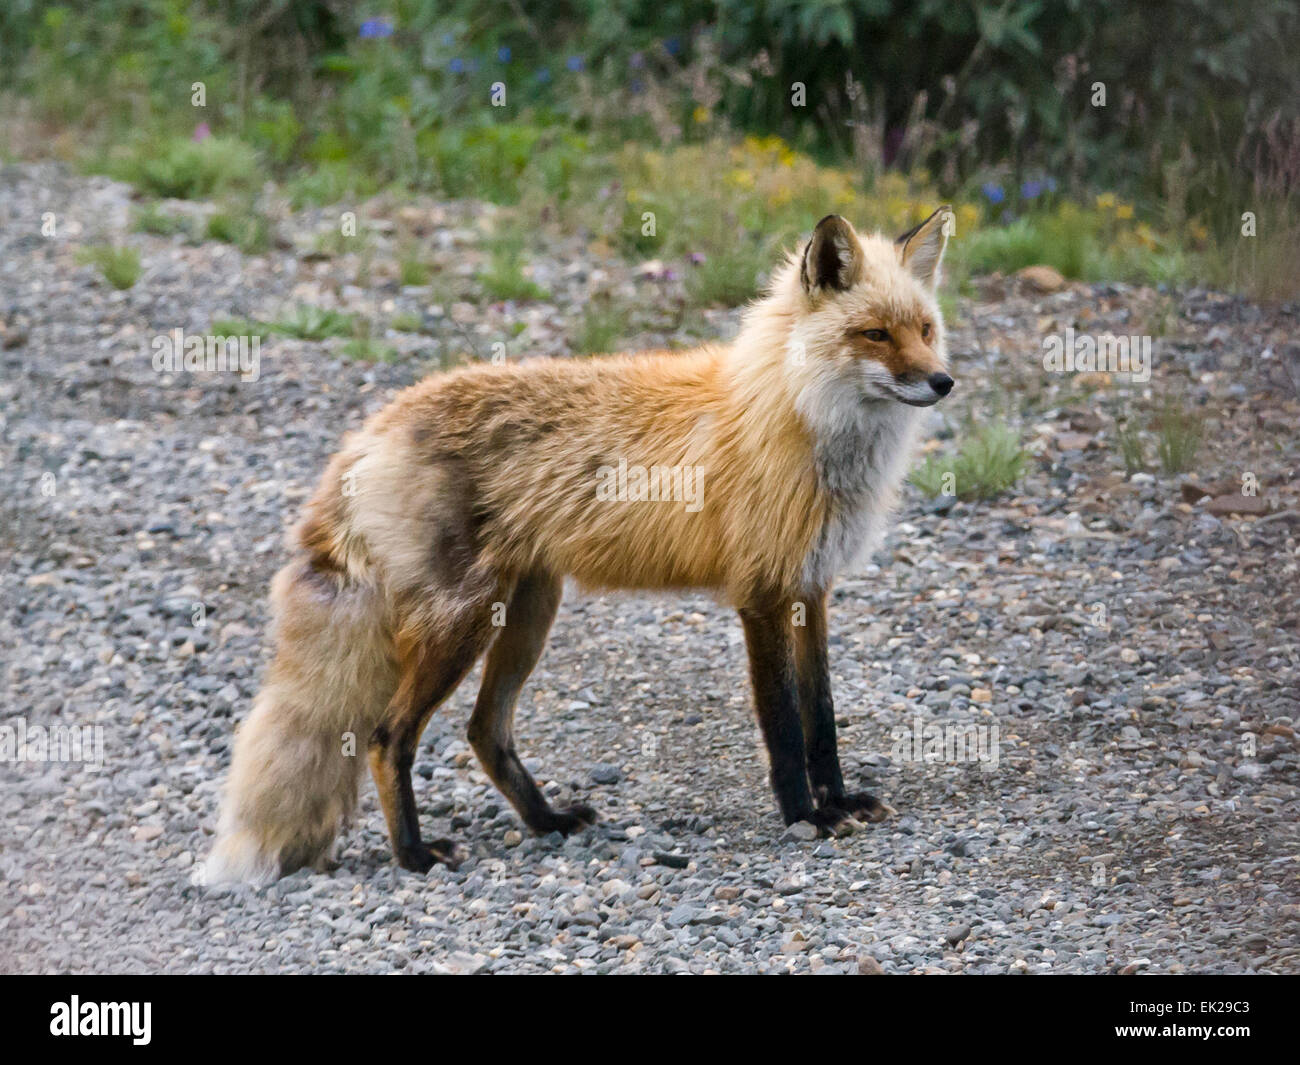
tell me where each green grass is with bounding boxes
[954,200,1188,284]
[132,203,194,239]
[390,312,424,333]
[213,306,354,341]
[1115,419,1147,475]
[399,255,432,287]
[106,135,261,200]
[341,336,399,362]
[912,419,1028,501]
[76,244,141,290]
[572,296,629,355]
[1153,397,1204,474]
[684,245,767,308]
[285,161,380,209]
[478,254,549,302]
[211,317,261,336]
[267,304,355,341]
[205,207,272,255]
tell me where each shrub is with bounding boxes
[107,135,261,199]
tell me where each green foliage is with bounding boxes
[4,2,1297,297]
[390,312,424,332]
[955,200,1186,283]
[132,203,194,238]
[912,420,1027,501]
[1115,419,1146,475]
[267,304,355,340]
[424,122,591,204]
[76,243,141,289]
[477,234,549,301]
[572,295,629,355]
[684,245,766,308]
[108,135,260,199]
[287,161,378,208]
[1153,398,1204,474]
[341,335,399,361]
[398,251,432,286]
[205,206,272,254]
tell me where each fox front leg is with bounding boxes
[739,601,856,836]
[794,591,894,826]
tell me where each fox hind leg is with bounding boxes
[468,569,597,837]
[369,596,500,873]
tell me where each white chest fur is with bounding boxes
[800,400,919,589]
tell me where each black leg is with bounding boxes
[739,602,818,826]
[468,570,597,836]
[794,590,893,825]
[794,590,846,803]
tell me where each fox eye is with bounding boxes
[921,322,932,340]
[861,329,889,343]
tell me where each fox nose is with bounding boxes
[928,373,954,397]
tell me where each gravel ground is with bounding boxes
[3,161,1298,974]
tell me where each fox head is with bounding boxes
[784,209,954,409]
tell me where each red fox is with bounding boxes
[205,209,955,884]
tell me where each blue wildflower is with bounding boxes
[629,77,645,94]
[497,45,511,63]
[981,182,1005,205]
[535,67,551,84]
[629,51,645,69]
[665,37,682,55]
[449,57,465,74]
[566,55,584,72]
[1021,179,1043,200]
[359,18,394,39]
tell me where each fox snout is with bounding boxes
[892,369,954,406]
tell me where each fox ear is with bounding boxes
[801,215,863,296]
[896,206,953,287]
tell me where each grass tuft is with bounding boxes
[77,244,141,290]
[912,419,1027,501]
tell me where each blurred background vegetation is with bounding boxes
[2,0,1297,298]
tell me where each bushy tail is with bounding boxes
[203,558,397,886]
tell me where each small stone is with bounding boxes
[945,922,973,946]
[857,955,885,974]
[782,821,818,842]
[1206,494,1267,517]
[1017,264,1066,292]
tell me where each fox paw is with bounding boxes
[837,790,896,824]
[802,806,864,838]
[396,837,464,874]
[535,803,598,837]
